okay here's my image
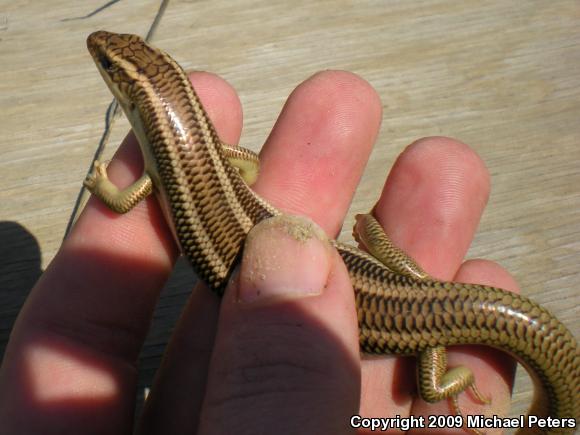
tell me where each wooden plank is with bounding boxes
[1,0,578,424]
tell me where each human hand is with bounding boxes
[0,71,518,434]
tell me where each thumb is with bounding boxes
[198,215,360,435]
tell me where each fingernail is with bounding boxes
[237,215,332,303]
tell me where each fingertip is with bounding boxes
[286,70,383,154]
[255,70,382,236]
[298,70,383,131]
[374,136,491,278]
[403,136,491,206]
[234,215,333,303]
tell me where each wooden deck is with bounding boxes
[1,0,579,423]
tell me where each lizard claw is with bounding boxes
[84,160,109,190]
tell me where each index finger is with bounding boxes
[0,73,244,434]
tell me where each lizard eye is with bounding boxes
[98,54,115,72]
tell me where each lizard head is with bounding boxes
[87,30,172,117]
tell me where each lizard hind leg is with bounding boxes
[419,346,490,435]
[353,213,428,280]
[354,213,491,434]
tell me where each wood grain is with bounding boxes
[1,0,578,426]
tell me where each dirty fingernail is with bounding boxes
[237,215,332,303]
